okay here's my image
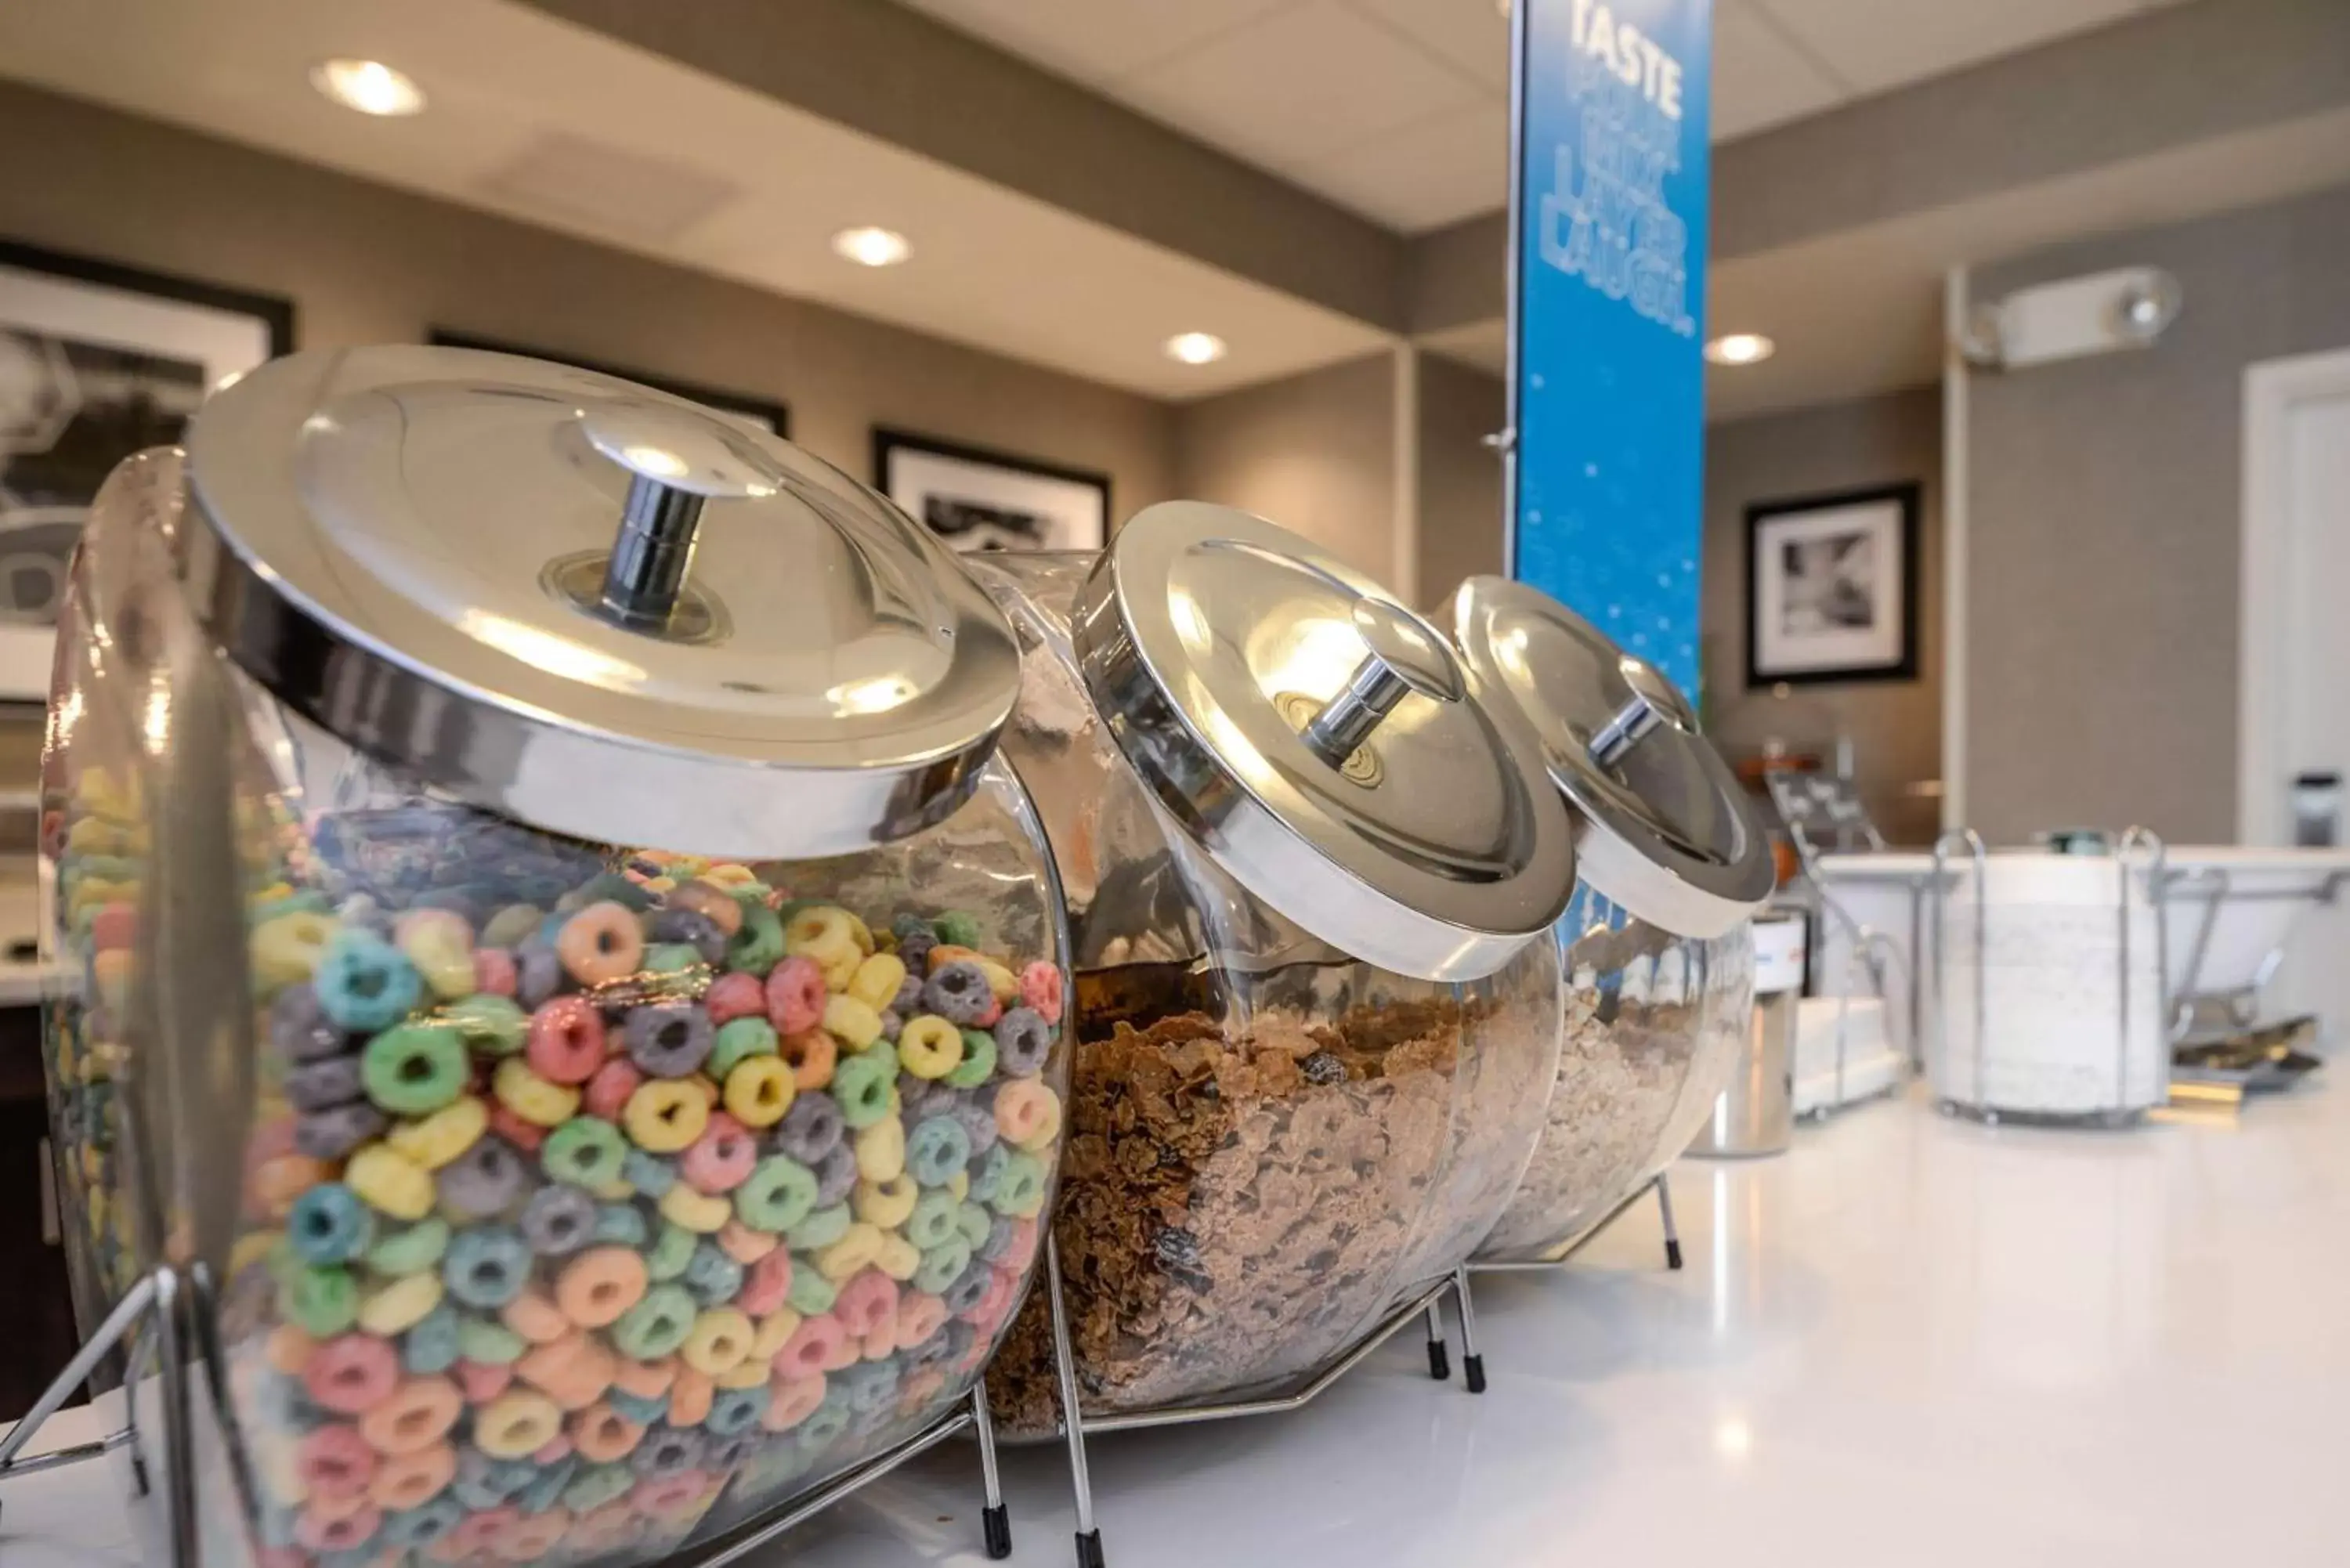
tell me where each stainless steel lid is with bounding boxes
[179,345,1020,857]
[1448,576,1773,938]
[1072,502,1576,981]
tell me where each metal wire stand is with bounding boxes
[669,1383,1013,1568]
[1430,1170,1683,1399]
[0,1266,1025,1568]
[0,1261,241,1561]
[1929,826,2167,1127]
[2157,862,2345,1039]
[1033,1230,1480,1568]
[1462,1171,1682,1283]
[1765,764,1936,1080]
[1799,916,1907,1122]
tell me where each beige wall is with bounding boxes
[0,81,1178,513]
[1412,355,1507,611]
[1702,387,1945,847]
[1966,177,2350,844]
[1173,352,1399,585]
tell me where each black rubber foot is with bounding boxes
[1665,1238,1684,1271]
[1463,1354,1487,1394]
[983,1504,1011,1559]
[1426,1338,1450,1380]
[1076,1527,1106,1568]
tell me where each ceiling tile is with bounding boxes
[1347,0,1510,94]
[1118,0,1484,177]
[1304,99,1508,230]
[1712,0,1846,142]
[1754,0,2142,96]
[894,0,1289,87]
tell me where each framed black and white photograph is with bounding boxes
[428,330,790,436]
[873,428,1109,555]
[0,240,294,699]
[1746,482,1920,687]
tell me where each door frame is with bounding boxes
[2240,346,2350,844]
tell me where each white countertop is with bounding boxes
[1814,851,1940,879]
[1819,844,2350,880]
[0,1394,137,1568]
[6,1080,2346,1567]
[0,959,56,1009]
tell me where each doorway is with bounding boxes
[2241,347,2350,1036]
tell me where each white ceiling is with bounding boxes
[0,0,2256,430]
[0,0,1388,400]
[904,0,2191,233]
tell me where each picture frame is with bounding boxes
[0,240,295,701]
[427,330,790,436]
[873,428,1110,555]
[1745,482,1920,687]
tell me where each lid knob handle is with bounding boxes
[577,403,782,632]
[1301,596,1465,768]
[1588,656,1690,767]
[601,471,706,630]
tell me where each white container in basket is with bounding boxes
[1930,833,2168,1125]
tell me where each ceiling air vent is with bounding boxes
[474,130,741,245]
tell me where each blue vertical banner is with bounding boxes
[1510,0,1712,696]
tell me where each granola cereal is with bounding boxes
[986,965,1551,1436]
[1474,988,1691,1261]
[1643,923,1755,1163]
[1476,897,1756,1263]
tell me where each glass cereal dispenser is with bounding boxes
[21,345,1070,1567]
[967,508,1576,1437]
[1449,578,1773,1265]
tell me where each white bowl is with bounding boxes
[2160,846,2350,999]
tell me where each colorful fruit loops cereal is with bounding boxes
[45,764,312,1319]
[42,764,157,1312]
[226,829,1065,1568]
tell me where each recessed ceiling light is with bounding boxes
[831,227,912,268]
[1164,332,1227,366]
[1705,332,1776,367]
[310,59,425,117]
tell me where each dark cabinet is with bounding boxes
[1,1004,80,1422]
